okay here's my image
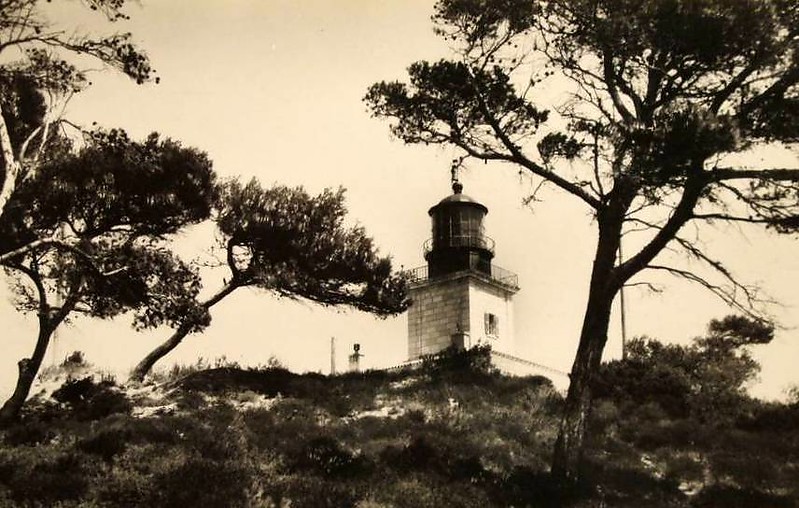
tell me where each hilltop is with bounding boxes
[0,347,797,507]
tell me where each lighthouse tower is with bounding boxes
[406,181,519,359]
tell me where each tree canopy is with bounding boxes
[130,179,408,381]
[365,0,799,482]
[0,0,155,223]
[0,129,216,423]
[596,315,774,422]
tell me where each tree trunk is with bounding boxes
[551,290,615,484]
[129,282,239,382]
[549,174,704,484]
[0,266,81,425]
[0,102,22,224]
[0,321,54,425]
[130,323,194,382]
[550,188,631,485]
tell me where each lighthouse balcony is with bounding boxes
[422,235,495,257]
[405,261,518,290]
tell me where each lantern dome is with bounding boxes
[424,182,494,278]
[428,181,488,214]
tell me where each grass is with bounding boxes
[0,346,797,507]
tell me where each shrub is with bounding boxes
[52,376,132,420]
[662,453,705,486]
[580,460,684,508]
[2,418,54,446]
[691,484,794,508]
[491,467,564,508]
[0,450,90,505]
[171,389,209,411]
[737,400,799,432]
[421,344,496,381]
[77,428,131,462]
[380,433,490,486]
[146,457,254,507]
[289,435,369,478]
[280,476,364,508]
[370,475,492,508]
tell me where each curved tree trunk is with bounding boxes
[130,323,194,382]
[0,320,54,425]
[129,282,239,382]
[0,268,80,426]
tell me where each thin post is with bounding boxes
[618,239,628,360]
[49,223,70,366]
[330,336,336,375]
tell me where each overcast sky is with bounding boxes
[2,0,798,400]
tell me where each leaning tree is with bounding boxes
[130,179,408,382]
[0,129,216,423]
[365,0,799,482]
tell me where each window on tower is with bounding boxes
[484,313,499,337]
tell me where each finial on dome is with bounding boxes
[450,163,463,194]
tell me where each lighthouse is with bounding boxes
[406,180,519,359]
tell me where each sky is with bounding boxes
[2,0,798,400]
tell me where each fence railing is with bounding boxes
[405,262,518,289]
[423,235,495,256]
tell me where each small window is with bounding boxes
[484,313,499,337]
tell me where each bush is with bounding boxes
[691,484,794,508]
[369,475,492,508]
[147,457,254,507]
[380,433,489,485]
[421,345,496,381]
[52,376,132,420]
[737,400,799,432]
[0,450,90,505]
[491,467,564,508]
[289,435,370,478]
[280,476,364,508]
[2,418,54,446]
[77,428,131,462]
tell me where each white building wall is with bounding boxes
[467,277,515,354]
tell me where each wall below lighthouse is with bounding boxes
[407,274,470,359]
[406,271,516,360]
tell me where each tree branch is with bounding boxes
[691,213,777,225]
[616,174,709,284]
[645,264,766,320]
[0,237,128,277]
[670,235,762,308]
[467,73,602,209]
[602,51,636,124]
[9,262,48,317]
[710,167,799,182]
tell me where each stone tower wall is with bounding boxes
[407,275,471,359]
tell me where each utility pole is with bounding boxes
[618,239,628,360]
[50,222,70,366]
[330,336,336,375]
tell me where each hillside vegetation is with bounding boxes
[0,346,797,507]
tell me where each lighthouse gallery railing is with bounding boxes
[405,262,518,289]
